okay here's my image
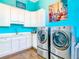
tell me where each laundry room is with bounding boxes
[0,0,79,59]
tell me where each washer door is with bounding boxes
[52,31,70,50]
[37,30,47,44]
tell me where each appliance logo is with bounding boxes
[16,1,26,9]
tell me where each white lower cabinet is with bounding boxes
[0,32,32,57]
[18,33,32,49]
[11,37,19,53]
[11,35,27,52]
[32,33,37,49]
[0,38,11,57]
[11,32,32,52]
[26,33,32,49]
[19,36,27,51]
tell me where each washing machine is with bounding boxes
[50,26,71,59]
[37,27,49,59]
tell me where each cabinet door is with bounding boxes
[32,34,37,49]
[30,12,37,27]
[26,33,32,49]
[11,7,18,24]
[11,7,25,24]
[19,36,27,50]
[11,37,19,53]
[36,9,46,27]
[0,3,10,26]
[0,38,11,56]
[16,9,25,24]
[24,10,31,27]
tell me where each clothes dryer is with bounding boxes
[50,26,71,59]
[37,27,49,59]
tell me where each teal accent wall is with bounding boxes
[0,0,40,11]
[17,0,26,3]
[26,0,40,11]
[0,24,36,34]
[0,0,16,6]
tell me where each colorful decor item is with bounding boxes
[49,0,67,22]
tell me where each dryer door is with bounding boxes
[52,31,70,50]
[37,30,47,44]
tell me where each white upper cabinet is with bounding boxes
[36,9,46,27]
[10,7,18,23]
[30,11,37,27]
[24,8,46,27]
[0,3,10,26]
[11,7,25,24]
[24,10,31,27]
[0,3,46,26]
[17,8,25,24]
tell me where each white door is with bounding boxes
[24,10,31,27]
[19,36,27,50]
[17,9,25,24]
[0,3,10,26]
[0,38,11,57]
[26,33,32,49]
[32,33,37,49]
[36,9,46,27]
[11,7,25,24]
[30,11,37,27]
[11,7,18,24]
[11,37,19,53]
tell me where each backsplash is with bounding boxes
[0,24,36,34]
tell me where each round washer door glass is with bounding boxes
[52,31,70,50]
[37,30,47,44]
